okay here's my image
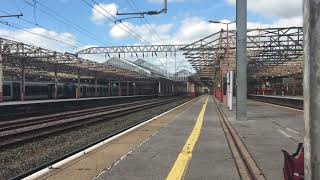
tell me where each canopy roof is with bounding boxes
[0,37,154,81]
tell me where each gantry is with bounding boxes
[77,26,303,81]
[0,26,304,84]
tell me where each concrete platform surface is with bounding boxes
[97,95,239,180]
[36,97,195,180]
[36,95,240,180]
[218,98,303,180]
[249,94,303,100]
[31,95,304,180]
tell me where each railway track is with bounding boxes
[0,98,160,132]
[0,97,180,149]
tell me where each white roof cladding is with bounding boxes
[105,57,151,77]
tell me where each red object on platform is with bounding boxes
[191,92,196,98]
[282,143,304,180]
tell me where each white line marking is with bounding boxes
[93,130,154,180]
[278,129,292,139]
[92,99,200,180]
[286,127,300,135]
[113,161,119,166]
[253,100,303,112]
[23,98,196,180]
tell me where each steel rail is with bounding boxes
[0,97,180,149]
[0,98,160,131]
[215,99,266,180]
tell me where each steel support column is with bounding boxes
[127,81,129,96]
[54,70,58,99]
[303,0,320,179]
[133,82,136,96]
[229,71,234,110]
[94,78,98,97]
[118,81,121,96]
[220,66,224,102]
[108,80,111,96]
[236,0,247,121]
[172,83,174,95]
[0,54,3,103]
[76,71,80,98]
[227,72,230,109]
[20,61,26,101]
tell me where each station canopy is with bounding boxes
[79,26,303,81]
[1,26,303,83]
[180,26,303,79]
[0,37,156,82]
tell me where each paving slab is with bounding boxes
[98,96,240,180]
[217,97,304,180]
[36,97,195,180]
[184,97,240,180]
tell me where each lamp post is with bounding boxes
[209,20,235,110]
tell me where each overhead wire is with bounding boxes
[81,0,150,45]
[0,9,88,47]
[128,0,193,74]
[0,20,79,49]
[24,0,110,46]
[126,0,174,75]
[90,0,155,46]
[32,0,38,25]
[0,1,175,79]
[120,0,170,71]
[3,0,169,71]
[126,0,163,43]
[82,0,167,70]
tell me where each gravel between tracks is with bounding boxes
[0,98,190,180]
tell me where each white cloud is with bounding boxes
[109,22,131,39]
[270,16,302,27]
[106,15,302,73]
[109,17,229,45]
[109,22,174,43]
[91,3,118,24]
[245,16,302,30]
[226,0,302,18]
[0,28,78,53]
[173,17,225,44]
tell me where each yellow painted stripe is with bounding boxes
[166,96,209,180]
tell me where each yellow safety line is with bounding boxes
[166,96,209,180]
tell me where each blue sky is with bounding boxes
[0,0,235,45]
[0,0,302,72]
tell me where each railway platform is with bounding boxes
[248,94,303,109]
[217,97,303,179]
[26,95,304,180]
